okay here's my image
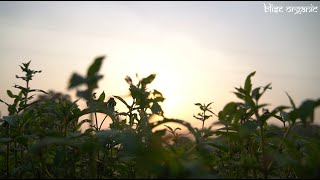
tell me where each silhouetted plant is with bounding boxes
[0,56,319,179]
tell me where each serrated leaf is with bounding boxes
[234,92,245,100]
[244,71,256,94]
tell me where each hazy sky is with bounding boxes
[1,1,320,129]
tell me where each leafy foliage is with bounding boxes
[0,57,319,179]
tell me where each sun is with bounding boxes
[147,71,182,118]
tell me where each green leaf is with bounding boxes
[22,61,31,69]
[87,56,104,77]
[234,92,245,100]
[253,83,271,102]
[204,115,212,120]
[98,91,105,101]
[7,90,16,98]
[280,111,289,122]
[151,102,163,116]
[251,87,261,101]
[298,99,319,125]
[76,90,91,100]
[263,83,272,91]
[68,73,86,89]
[153,89,163,96]
[285,92,296,110]
[206,102,214,109]
[244,71,256,94]
[141,74,156,85]
[235,87,246,94]
[86,74,104,89]
[106,97,116,109]
[154,97,165,102]
[8,105,17,115]
[113,95,131,109]
[239,120,258,137]
[218,102,238,124]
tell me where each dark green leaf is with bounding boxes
[239,121,258,137]
[98,91,105,101]
[251,87,260,101]
[113,95,131,109]
[280,111,289,122]
[141,74,156,85]
[68,73,85,89]
[244,71,255,94]
[154,97,165,102]
[7,90,15,98]
[151,102,163,116]
[164,125,174,133]
[153,89,163,96]
[77,90,91,100]
[87,56,104,77]
[234,92,245,100]
[206,102,214,108]
[285,92,296,110]
[298,99,319,124]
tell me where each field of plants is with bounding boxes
[1,56,320,179]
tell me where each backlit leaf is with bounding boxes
[87,56,104,77]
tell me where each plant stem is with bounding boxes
[94,112,98,131]
[99,115,108,130]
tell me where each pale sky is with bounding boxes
[1,1,320,129]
